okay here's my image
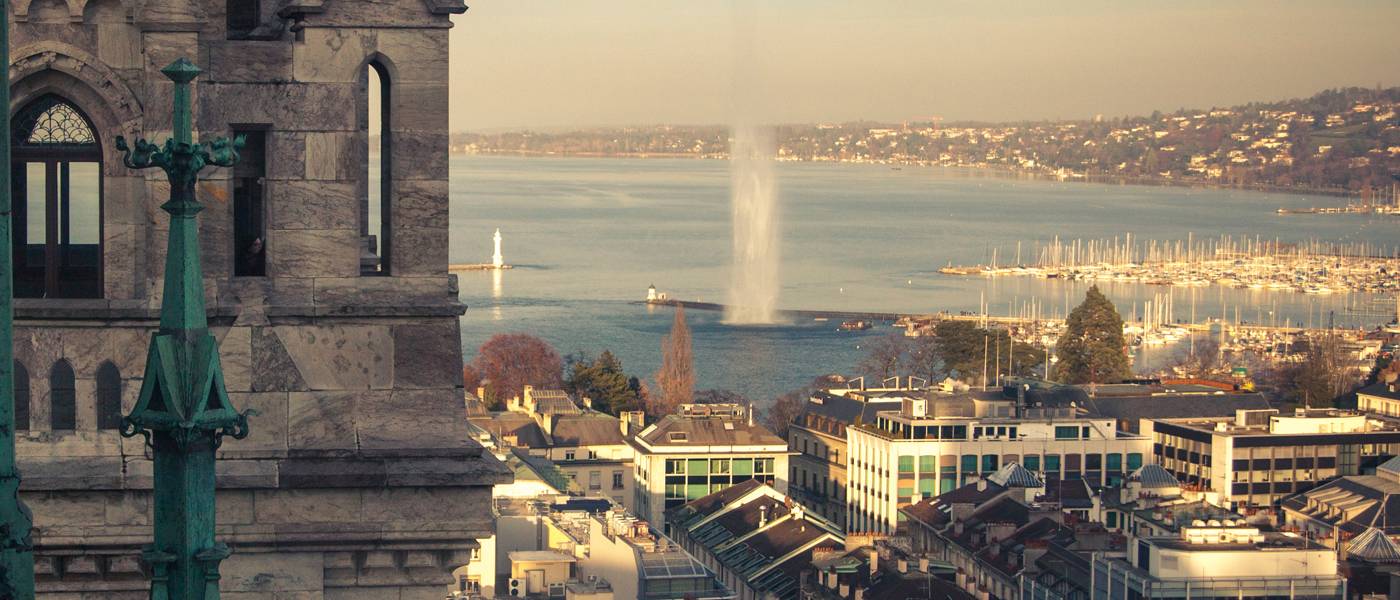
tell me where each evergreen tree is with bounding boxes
[652,306,695,416]
[1055,286,1130,385]
[565,350,640,415]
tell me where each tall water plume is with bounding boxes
[724,124,781,324]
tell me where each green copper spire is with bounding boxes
[0,0,39,593]
[116,58,248,600]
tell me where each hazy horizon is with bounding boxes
[447,1,1400,132]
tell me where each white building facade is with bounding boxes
[847,399,1149,534]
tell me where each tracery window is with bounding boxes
[11,95,103,298]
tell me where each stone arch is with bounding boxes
[10,43,145,170]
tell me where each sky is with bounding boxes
[447,1,1400,132]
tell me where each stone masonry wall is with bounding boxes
[7,0,508,597]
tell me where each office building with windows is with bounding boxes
[628,404,789,527]
[788,378,922,530]
[1145,407,1400,510]
[847,393,1149,534]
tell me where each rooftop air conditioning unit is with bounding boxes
[508,578,524,597]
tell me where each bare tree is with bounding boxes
[1292,333,1361,407]
[859,332,907,381]
[652,306,695,416]
[1166,337,1223,378]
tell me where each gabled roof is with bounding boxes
[1129,464,1181,488]
[471,412,548,447]
[551,414,626,447]
[902,480,1009,528]
[1348,527,1400,563]
[635,413,784,448]
[988,462,1043,488]
[670,482,843,600]
[1282,475,1400,537]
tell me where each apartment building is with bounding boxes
[788,380,919,529]
[1145,408,1400,509]
[847,393,1149,534]
[629,404,789,526]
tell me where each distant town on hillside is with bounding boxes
[452,86,1400,196]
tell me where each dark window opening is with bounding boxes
[11,95,103,299]
[13,361,29,432]
[96,361,122,430]
[50,360,76,431]
[232,127,267,276]
[226,0,260,39]
[361,62,391,275]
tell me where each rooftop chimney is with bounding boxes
[759,505,769,528]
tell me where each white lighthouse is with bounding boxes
[491,228,504,269]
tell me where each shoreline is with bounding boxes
[451,150,1363,200]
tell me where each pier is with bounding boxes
[642,298,1360,338]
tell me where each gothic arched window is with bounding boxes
[11,95,103,299]
[96,361,122,430]
[50,359,76,431]
[14,361,29,432]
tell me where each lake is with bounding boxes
[449,155,1395,400]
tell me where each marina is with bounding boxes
[939,234,1400,295]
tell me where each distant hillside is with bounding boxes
[452,87,1400,195]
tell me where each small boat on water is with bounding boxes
[839,320,872,331]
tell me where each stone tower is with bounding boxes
[5,0,508,598]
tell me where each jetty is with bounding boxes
[642,298,908,323]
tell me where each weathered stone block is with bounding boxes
[391,322,459,389]
[198,82,357,132]
[355,389,467,453]
[304,132,345,181]
[391,180,448,226]
[268,131,308,180]
[293,28,375,83]
[220,325,253,392]
[286,391,359,451]
[311,277,453,308]
[219,490,256,526]
[251,327,309,392]
[388,132,448,181]
[96,23,142,69]
[267,228,358,278]
[376,30,447,83]
[223,391,288,456]
[104,492,149,526]
[360,487,483,524]
[223,551,325,593]
[275,325,393,391]
[251,489,362,524]
[207,41,294,83]
[269,181,357,230]
[392,83,448,131]
[388,226,447,276]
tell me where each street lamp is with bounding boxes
[116,58,249,600]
